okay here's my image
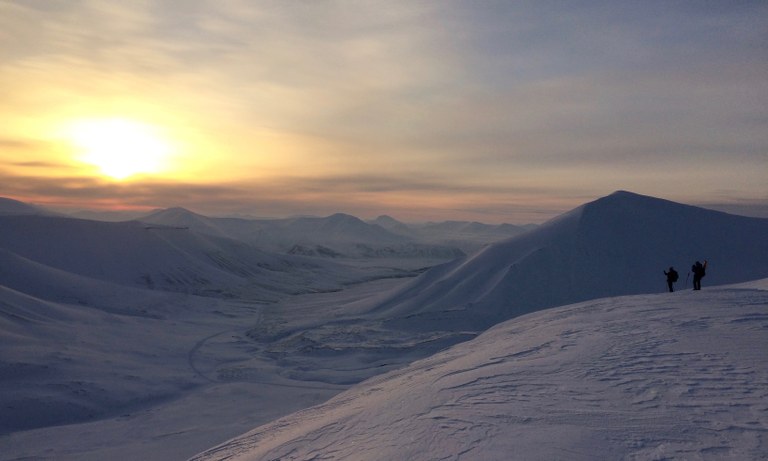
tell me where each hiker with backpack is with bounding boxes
[664,266,679,292]
[691,260,707,290]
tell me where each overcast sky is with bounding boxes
[1,0,766,223]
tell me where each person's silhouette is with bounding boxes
[664,266,678,292]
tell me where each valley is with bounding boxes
[1,192,767,460]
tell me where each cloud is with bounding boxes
[0,167,586,223]
[11,160,75,169]
[0,138,35,149]
[1,1,766,222]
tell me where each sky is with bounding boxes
[1,0,766,223]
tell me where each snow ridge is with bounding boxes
[372,191,768,330]
[191,284,768,461]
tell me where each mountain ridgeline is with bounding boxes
[372,191,768,330]
[0,198,519,305]
[141,208,471,259]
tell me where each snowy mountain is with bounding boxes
[192,280,768,460]
[0,197,59,216]
[419,219,532,242]
[370,215,534,252]
[372,191,768,330]
[369,214,413,235]
[141,207,233,239]
[263,213,409,250]
[0,214,359,300]
[141,209,464,260]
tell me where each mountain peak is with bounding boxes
[372,215,402,225]
[372,191,768,330]
[595,190,663,205]
[326,212,361,222]
[142,207,207,221]
[160,206,197,215]
[608,189,639,197]
[578,190,722,223]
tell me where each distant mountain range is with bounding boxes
[139,208,512,258]
[0,212,362,303]
[370,215,536,252]
[0,197,525,305]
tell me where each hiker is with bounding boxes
[664,266,678,292]
[691,260,707,290]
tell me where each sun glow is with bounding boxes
[67,118,175,179]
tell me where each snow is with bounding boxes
[0,214,387,300]
[1,191,766,460]
[371,191,768,331]
[140,208,463,259]
[192,285,768,460]
[369,215,534,253]
[0,197,60,217]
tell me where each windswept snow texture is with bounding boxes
[374,191,768,331]
[192,283,768,461]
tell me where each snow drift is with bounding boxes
[373,191,768,330]
[192,281,768,461]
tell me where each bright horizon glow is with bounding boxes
[1,1,766,223]
[66,118,175,180]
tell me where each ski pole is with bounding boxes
[685,272,690,289]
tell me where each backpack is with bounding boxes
[670,270,679,282]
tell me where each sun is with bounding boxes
[67,118,175,179]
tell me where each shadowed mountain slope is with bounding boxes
[142,209,463,259]
[0,197,60,216]
[372,191,768,330]
[0,214,355,300]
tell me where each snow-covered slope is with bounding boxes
[370,215,534,252]
[192,282,768,461]
[0,197,59,216]
[141,209,464,260]
[141,207,233,239]
[373,191,768,330]
[369,215,414,236]
[0,247,186,314]
[141,209,407,248]
[417,220,532,245]
[0,283,204,434]
[0,214,358,300]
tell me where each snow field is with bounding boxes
[192,286,768,460]
[2,192,767,460]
